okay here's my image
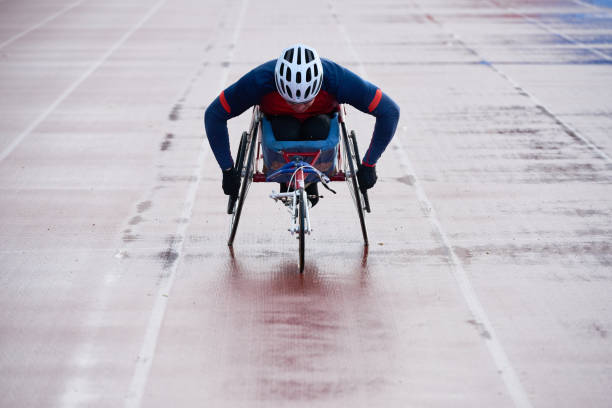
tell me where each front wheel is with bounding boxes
[298,188,306,273]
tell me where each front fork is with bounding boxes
[293,167,311,236]
[270,166,311,236]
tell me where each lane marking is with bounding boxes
[123,0,250,407]
[329,3,534,407]
[491,2,612,62]
[573,0,612,12]
[482,60,612,164]
[0,0,88,50]
[0,0,166,164]
[392,138,534,408]
[425,8,612,164]
[123,144,210,408]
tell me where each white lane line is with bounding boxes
[123,1,250,407]
[392,137,534,408]
[0,0,166,164]
[0,0,88,50]
[490,1,612,61]
[573,0,599,10]
[122,145,210,408]
[514,9,611,61]
[482,58,612,164]
[425,5,612,164]
[573,0,612,12]
[330,3,533,407]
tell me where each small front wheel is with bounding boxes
[298,188,306,273]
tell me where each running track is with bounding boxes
[1,0,611,406]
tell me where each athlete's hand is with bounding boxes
[222,168,240,198]
[357,164,377,192]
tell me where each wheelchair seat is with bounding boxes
[261,113,339,176]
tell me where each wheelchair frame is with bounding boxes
[226,105,370,273]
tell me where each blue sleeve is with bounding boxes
[322,59,400,166]
[204,60,276,170]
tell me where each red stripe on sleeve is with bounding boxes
[219,91,231,113]
[367,89,382,112]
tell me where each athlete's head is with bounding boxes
[274,44,323,105]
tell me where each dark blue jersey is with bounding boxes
[204,58,400,170]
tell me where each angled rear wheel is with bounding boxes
[341,126,369,246]
[227,131,249,215]
[228,127,258,246]
[350,130,371,213]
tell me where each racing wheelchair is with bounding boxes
[227,105,370,273]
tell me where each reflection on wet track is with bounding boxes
[221,250,377,402]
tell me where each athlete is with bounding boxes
[204,44,400,205]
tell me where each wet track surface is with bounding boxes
[1,0,612,406]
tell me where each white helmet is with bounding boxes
[274,44,323,104]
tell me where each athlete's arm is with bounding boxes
[204,60,276,170]
[322,59,400,167]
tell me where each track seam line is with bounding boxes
[425,8,612,164]
[0,0,88,50]
[330,3,533,407]
[122,0,250,406]
[0,0,166,164]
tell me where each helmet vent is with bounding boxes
[286,87,293,98]
[286,67,291,82]
[280,63,285,76]
[306,67,311,82]
[280,79,286,93]
[296,72,301,84]
[296,89,301,98]
[284,48,294,62]
[297,47,302,64]
[313,64,318,77]
[304,86,311,99]
[305,49,314,63]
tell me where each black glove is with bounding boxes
[222,168,241,198]
[357,164,377,192]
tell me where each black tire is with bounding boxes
[341,123,369,246]
[350,130,371,213]
[298,188,306,273]
[228,125,258,246]
[227,131,249,215]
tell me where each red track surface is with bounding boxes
[1,0,611,407]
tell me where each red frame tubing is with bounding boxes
[282,151,321,165]
[295,167,305,190]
